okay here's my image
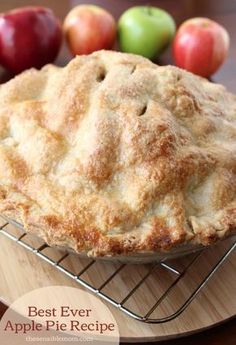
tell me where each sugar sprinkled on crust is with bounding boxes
[0,50,235,257]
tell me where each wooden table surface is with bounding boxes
[1,298,236,345]
[0,1,235,344]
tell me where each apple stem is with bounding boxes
[145,5,152,16]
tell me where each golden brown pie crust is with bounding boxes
[0,50,235,257]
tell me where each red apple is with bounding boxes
[0,6,62,74]
[173,17,230,77]
[63,5,116,55]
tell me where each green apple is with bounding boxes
[118,6,176,59]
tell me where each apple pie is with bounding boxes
[0,50,235,259]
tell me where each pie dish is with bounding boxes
[0,50,235,260]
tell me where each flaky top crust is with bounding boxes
[0,50,235,257]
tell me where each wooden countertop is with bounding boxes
[0,301,236,344]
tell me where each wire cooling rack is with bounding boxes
[0,217,235,324]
